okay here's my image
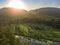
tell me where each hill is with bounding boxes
[0,7,27,16]
[0,7,27,24]
[0,7,60,18]
[29,7,60,18]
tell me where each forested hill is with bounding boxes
[29,7,60,18]
[0,7,27,16]
[0,7,60,25]
[0,7,60,18]
[0,7,27,24]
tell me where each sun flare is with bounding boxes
[6,0,26,9]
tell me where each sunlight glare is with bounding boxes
[6,0,26,9]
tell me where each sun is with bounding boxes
[6,0,26,9]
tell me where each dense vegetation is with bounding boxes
[0,7,60,45]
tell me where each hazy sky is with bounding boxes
[0,0,60,10]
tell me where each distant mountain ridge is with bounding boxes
[0,7,27,16]
[30,7,60,18]
[0,7,28,24]
[0,7,60,18]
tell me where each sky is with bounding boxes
[0,0,60,10]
